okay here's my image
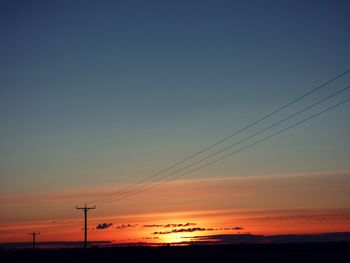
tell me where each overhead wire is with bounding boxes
[38,69,350,234]
[96,84,350,204]
[101,96,350,204]
[86,69,350,205]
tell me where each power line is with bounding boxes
[41,212,80,233]
[41,88,349,234]
[37,69,350,235]
[87,69,350,205]
[96,84,350,204]
[102,96,350,204]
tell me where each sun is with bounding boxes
[161,233,186,244]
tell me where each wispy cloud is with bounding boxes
[143,224,164,228]
[143,222,197,228]
[142,237,159,240]
[152,226,243,235]
[116,224,138,230]
[153,227,207,235]
[219,227,243,230]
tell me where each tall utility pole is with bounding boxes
[76,205,95,248]
[28,232,40,249]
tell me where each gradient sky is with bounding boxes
[1,0,350,244]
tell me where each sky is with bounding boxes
[0,0,350,245]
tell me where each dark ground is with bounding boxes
[1,242,349,263]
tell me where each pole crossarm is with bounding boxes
[76,205,96,211]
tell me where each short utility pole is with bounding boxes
[76,204,96,248]
[28,232,40,249]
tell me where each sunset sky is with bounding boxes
[1,0,350,246]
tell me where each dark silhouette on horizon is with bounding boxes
[28,232,40,249]
[1,242,349,263]
[76,205,96,249]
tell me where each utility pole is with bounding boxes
[76,204,95,248]
[28,232,40,249]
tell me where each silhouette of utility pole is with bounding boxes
[28,232,40,249]
[76,205,95,248]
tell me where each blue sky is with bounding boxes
[1,0,350,193]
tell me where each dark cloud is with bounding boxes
[143,224,164,228]
[116,224,138,230]
[143,223,197,228]
[152,226,244,235]
[187,232,350,245]
[218,227,244,231]
[188,234,261,244]
[164,223,197,228]
[96,223,113,230]
[153,227,208,235]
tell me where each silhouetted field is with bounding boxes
[1,242,349,263]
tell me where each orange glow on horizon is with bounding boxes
[1,171,350,245]
[1,208,350,244]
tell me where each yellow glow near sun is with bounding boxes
[161,233,185,244]
[160,231,196,244]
